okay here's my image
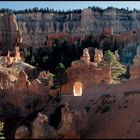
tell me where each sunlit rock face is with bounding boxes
[80,48,90,64]
[0,13,21,51]
[15,70,30,90]
[14,47,22,62]
[130,46,140,79]
[1,9,140,49]
[115,50,120,61]
[93,48,103,65]
[38,71,48,79]
[62,48,112,95]
[73,81,83,96]
[1,47,22,67]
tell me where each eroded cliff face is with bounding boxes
[16,12,81,48]
[0,13,21,51]
[1,8,140,49]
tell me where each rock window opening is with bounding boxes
[73,81,83,96]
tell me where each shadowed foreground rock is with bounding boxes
[15,126,30,139]
[57,103,87,139]
[14,102,87,139]
[31,113,57,139]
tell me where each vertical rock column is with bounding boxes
[0,13,20,51]
[130,46,140,79]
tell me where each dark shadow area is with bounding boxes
[49,104,65,129]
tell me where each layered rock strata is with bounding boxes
[1,8,140,49]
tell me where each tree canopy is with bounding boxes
[54,63,68,94]
[0,6,139,15]
[98,50,126,79]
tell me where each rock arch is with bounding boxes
[73,81,83,96]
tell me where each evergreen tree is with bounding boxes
[54,63,68,95]
[23,48,30,59]
[43,56,48,63]
[31,55,35,65]
[98,50,126,79]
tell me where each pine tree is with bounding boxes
[54,63,67,95]
[23,48,30,58]
[43,56,48,63]
[98,50,126,79]
[31,55,35,65]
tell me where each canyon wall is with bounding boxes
[1,8,140,49]
[0,13,21,51]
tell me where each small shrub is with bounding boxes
[85,106,91,112]
[123,105,128,108]
[101,104,110,113]
[124,99,128,104]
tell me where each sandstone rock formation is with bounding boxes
[38,71,54,87]
[30,79,49,95]
[80,48,90,64]
[62,48,112,95]
[130,46,140,79]
[13,102,88,139]
[14,47,22,62]
[12,82,140,139]
[13,61,38,80]
[0,72,11,89]
[30,79,42,92]
[32,112,57,139]
[15,70,30,90]
[101,65,113,83]
[15,126,30,139]
[0,69,49,97]
[0,13,21,51]
[57,102,87,139]
[102,27,113,36]
[1,47,22,67]
[1,8,140,48]
[38,71,48,79]
[57,106,80,138]
[115,50,120,61]
[93,48,103,64]
[16,8,140,36]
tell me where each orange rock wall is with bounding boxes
[62,63,112,95]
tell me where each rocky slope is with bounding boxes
[2,67,140,139]
[1,8,140,49]
[12,89,140,139]
[61,92,140,139]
